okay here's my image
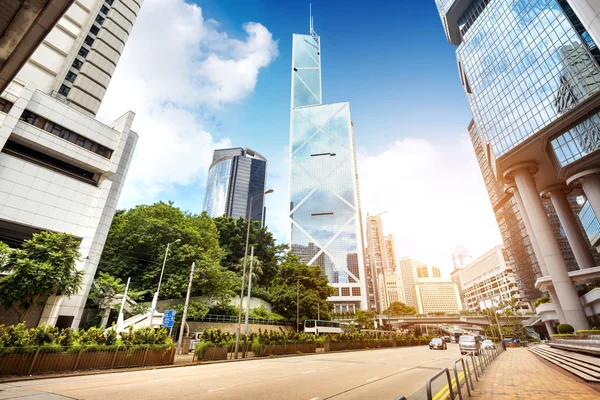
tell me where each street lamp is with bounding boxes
[234,189,273,359]
[149,238,181,327]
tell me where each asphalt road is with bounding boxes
[0,344,467,400]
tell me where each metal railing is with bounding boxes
[426,368,455,400]
[187,314,293,326]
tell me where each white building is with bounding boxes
[377,273,405,311]
[0,0,141,328]
[399,257,419,308]
[414,278,462,314]
[459,245,532,313]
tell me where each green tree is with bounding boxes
[384,301,417,316]
[270,252,335,323]
[98,202,235,304]
[354,309,377,329]
[213,216,287,287]
[0,232,83,323]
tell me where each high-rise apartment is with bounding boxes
[399,257,419,308]
[203,147,267,224]
[435,0,600,330]
[0,0,141,328]
[288,16,368,312]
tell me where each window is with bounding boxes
[352,287,361,296]
[0,98,13,113]
[72,58,83,70]
[105,0,114,5]
[100,5,109,14]
[59,85,71,96]
[341,288,350,296]
[65,71,77,83]
[84,36,94,46]
[78,47,89,57]
[95,14,105,25]
[90,25,100,35]
[19,110,38,125]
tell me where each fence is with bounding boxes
[187,314,293,326]
[396,344,504,399]
[0,345,175,377]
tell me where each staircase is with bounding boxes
[529,344,600,382]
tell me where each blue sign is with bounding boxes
[162,310,176,327]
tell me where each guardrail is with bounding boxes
[187,314,293,326]
[396,344,504,399]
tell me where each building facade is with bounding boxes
[415,264,441,279]
[399,257,419,308]
[452,243,472,270]
[435,0,600,331]
[203,147,267,224]
[459,245,533,312]
[414,278,463,314]
[0,0,141,328]
[377,273,405,311]
[288,18,368,311]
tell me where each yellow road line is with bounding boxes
[432,363,478,400]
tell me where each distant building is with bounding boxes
[415,264,441,279]
[203,148,267,224]
[378,273,405,311]
[452,243,472,270]
[414,278,463,315]
[459,245,532,313]
[399,257,419,308]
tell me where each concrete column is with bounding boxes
[506,183,566,322]
[568,169,600,222]
[507,163,589,330]
[542,185,596,269]
[544,320,555,337]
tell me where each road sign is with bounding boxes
[162,310,176,328]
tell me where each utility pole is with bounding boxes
[244,246,255,336]
[177,262,195,355]
[297,278,300,331]
[317,302,320,320]
[116,277,130,331]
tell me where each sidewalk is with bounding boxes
[469,347,599,399]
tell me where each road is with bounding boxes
[0,344,467,400]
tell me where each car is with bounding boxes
[459,335,481,355]
[429,338,447,350]
[442,335,451,343]
[481,339,496,350]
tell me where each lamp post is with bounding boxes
[149,238,181,327]
[234,189,273,359]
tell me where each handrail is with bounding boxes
[452,357,470,400]
[426,368,454,400]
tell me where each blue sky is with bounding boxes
[98,0,502,273]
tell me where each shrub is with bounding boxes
[534,297,552,307]
[557,324,574,334]
[576,329,600,334]
[551,333,577,338]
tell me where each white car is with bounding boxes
[481,339,496,350]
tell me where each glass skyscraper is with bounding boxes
[203,147,267,224]
[288,20,368,312]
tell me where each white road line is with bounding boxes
[309,398,319,400]
[366,377,378,382]
[398,368,407,371]
[208,388,225,392]
[301,370,316,374]
[146,377,176,382]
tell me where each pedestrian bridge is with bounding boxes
[335,314,532,327]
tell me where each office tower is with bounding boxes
[452,243,472,270]
[400,257,419,308]
[0,0,141,328]
[365,213,399,311]
[0,0,74,93]
[288,15,368,312]
[377,273,405,312]
[203,147,267,224]
[415,264,441,279]
[435,0,600,331]
[414,277,463,314]
[459,245,532,312]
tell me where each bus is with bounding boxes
[304,320,343,334]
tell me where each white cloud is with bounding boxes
[97,0,279,205]
[358,138,502,276]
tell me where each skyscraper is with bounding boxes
[203,147,267,224]
[452,243,472,270]
[0,0,140,328]
[288,15,368,312]
[399,257,419,308]
[435,0,600,331]
[414,278,463,314]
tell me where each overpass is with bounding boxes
[335,314,532,328]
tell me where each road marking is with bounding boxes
[398,368,407,371]
[241,366,258,370]
[208,388,225,392]
[309,398,319,400]
[301,370,316,374]
[377,358,386,361]
[147,377,175,382]
[366,377,378,382]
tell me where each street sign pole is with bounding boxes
[177,262,195,355]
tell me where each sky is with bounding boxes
[96,0,503,276]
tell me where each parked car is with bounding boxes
[459,335,481,355]
[481,339,496,350]
[189,331,203,353]
[442,336,451,343]
[429,338,447,350]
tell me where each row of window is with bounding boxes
[0,98,13,113]
[61,0,115,97]
[19,110,113,159]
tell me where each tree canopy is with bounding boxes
[0,232,83,322]
[354,309,377,329]
[270,252,335,322]
[384,301,417,316]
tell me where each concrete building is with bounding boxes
[415,264,441,279]
[203,147,267,224]
[0,0,141,328]
[377,273,405,311]
[399,257,419,308]
[459,245,532,313]
[288,15,368,312]
[414,277,463,315]
[435,0,600,331]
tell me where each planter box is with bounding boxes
[203,346,228,361]
[328,342,347,351]
[114,348,146,368]
[0,353,35,376]
[32,351,77,374]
